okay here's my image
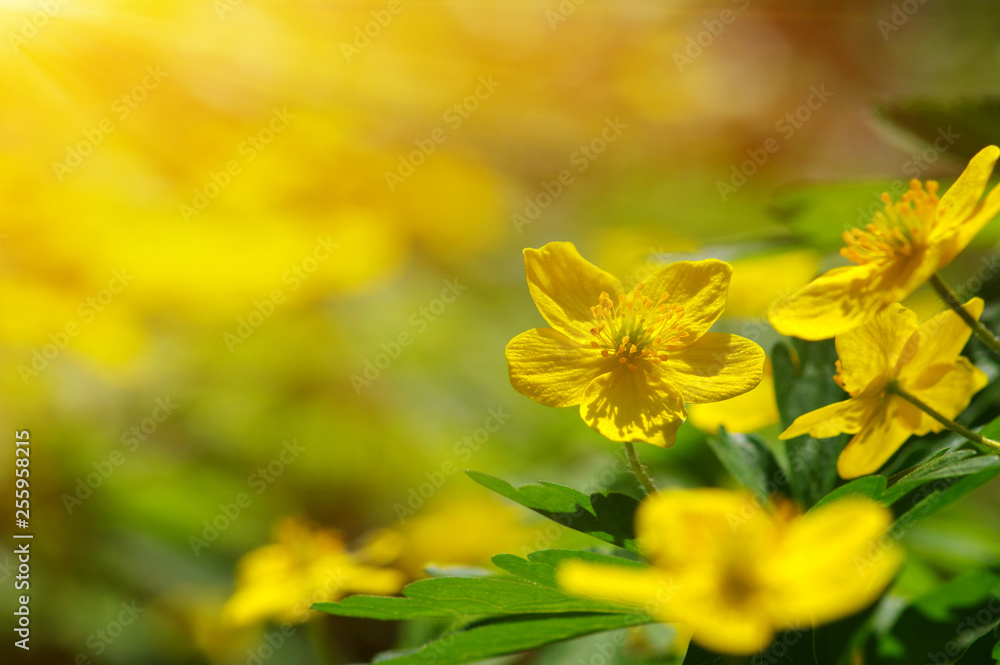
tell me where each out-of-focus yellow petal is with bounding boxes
[641,259,733,341]
[835,304,918,395]
[557,561,675,610]
[523,242,623,337]
[506,328,609,407]
[766,499,901,627]
[935,145,999,233]
[681,601,776,656]
[779,396,874,441]
[579,368,686,446]
[661,332,764,404]
[837,401,914,479]
[896,298,982,379]
[906,359,988,435]
[637,489,771,569]
[767,263,887,340]
[688,364,779,434]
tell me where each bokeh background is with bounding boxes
[3,0,1000,663]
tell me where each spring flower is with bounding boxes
[768,146,1000,340]
[557,489,901,655]
[222,517,405,627]
[780,299,988,479]
[506,242,764,446]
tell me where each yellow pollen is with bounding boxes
[588,287,688,369]
[841,179,939,265]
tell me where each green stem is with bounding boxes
[929,273,1000,358]
[624,442,656,495]
[886,381,1000,453]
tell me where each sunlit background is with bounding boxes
[2,1,1000,663]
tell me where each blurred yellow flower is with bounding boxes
[558,489,901,655]
[768,146,1000,340]
[506,242,764,446]
[688,361,778,434]
[222,517,405,628]
[780,300,988,478]
[725,249,821,319]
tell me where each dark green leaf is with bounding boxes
[466,471,640,553]
[368,612,652,665]
[883,450,1000,505]
[893,465,1000,526]
[771,339,849,507]
[875,97,1000,164]
[706,426,783,503]
[811,475,886,512]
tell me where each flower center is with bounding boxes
[841,179,939,265]
[588,283,688,371]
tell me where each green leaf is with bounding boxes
[491,549,644,589]
[368,613,652,665]
[882,450,1000,505]
[771,339,849,507]
[811,475,886,512]
[875,96,1000,164]
[893,465,1000,527]
[313,575,635,621]
[706,426,782,503]
[467,471,640,553]
[866,571,1000,665]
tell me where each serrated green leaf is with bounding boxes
[811,475,886,512]
[369,612,652,665]
[883,450,1000,505]
[466,471,640,553]
[894,465,1000,527]
[491,549,643,589]
[706,426,782,503]
[771,339,849,507]
[313,575,634,621]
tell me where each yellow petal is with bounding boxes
[779,396,874,441]
[836,304,918,395]
[943,181,1000,261]
[896,297,982,379]
[578,368,687,446]
[641,259,733,340]
[557,561,676,609]
[683,601,776,656]
[766,498,901,628]
[637,489,771,568]
[506,328,609,407]
[524,242,623,336]
[905,358,988,434]
[661,333,764,404]
[837,399,915,479]
[935,145,1000,232]
[767,263,888,340]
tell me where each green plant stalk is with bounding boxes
[930,273,1000,358]
[886,381,1000,453]
[624,442,656,495]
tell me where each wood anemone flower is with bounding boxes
[505,242,765,447]
[780,299,989,479]
[768,145,1000,340]
[557,489,902,655]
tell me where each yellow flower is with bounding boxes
[768,146,1000,340]
[506,242,765,446]
[688,360,779,434]
[222,517,405,627]
[557,489,901,655]
[780,299,988,479]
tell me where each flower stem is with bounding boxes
[886,381,1000,453]
[624,442,657,495]
[929,273,1000,358]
